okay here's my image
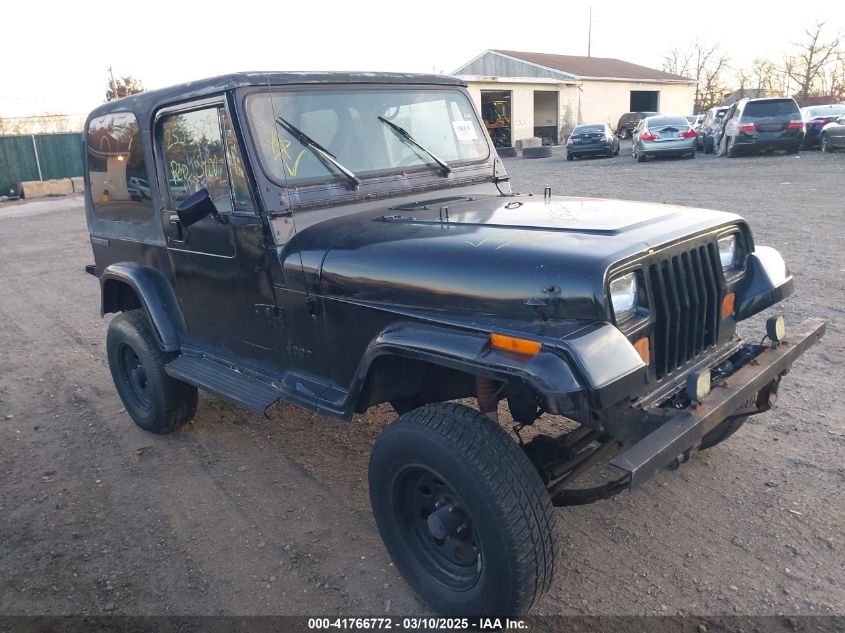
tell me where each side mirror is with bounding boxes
[176,189,218,227]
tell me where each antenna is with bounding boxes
[587,6,592,57]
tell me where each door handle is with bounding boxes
[169,217,186,243]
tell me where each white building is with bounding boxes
[453,49,696,146]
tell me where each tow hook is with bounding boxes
[667,450,692,471]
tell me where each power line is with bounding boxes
[0,113,86,120]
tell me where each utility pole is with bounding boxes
[587,6,592,57]
[108,67,118,99]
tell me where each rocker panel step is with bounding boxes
[165,354,282,412]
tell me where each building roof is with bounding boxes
[720,88,780,106]
[454,50,693,83]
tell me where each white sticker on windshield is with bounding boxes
[452,120,478,141]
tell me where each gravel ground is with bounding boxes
[1,144,843,617]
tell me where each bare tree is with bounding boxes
[784,20,841,100]
[663,40,730,113]
[106,74,145,102]
[749,57,784,93]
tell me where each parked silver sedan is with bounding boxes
[632,115,697,162]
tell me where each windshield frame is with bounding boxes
[243,84,491,190]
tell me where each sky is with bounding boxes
[1,0,843,119]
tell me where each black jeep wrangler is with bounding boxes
[84,72,825,616]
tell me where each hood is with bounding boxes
[295,194,744,321]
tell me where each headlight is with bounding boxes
[609,272,638,322]
[718,234,739,271]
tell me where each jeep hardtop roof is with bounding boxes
[87,71,467,125]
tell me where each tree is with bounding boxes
[106,74,145,102]
[749,57,784,94]
[663,40,730,113]
[783,20,841,100]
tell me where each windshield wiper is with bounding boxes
[377,116,451,177]
[274,116,360,190]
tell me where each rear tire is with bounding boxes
[106,310,197,434]
[726,138,739,158]
[821,135,832,153]
[636,151,647,163]
[566,153,574,161]
[369,402,558,616]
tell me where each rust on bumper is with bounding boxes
[610,317,827,490]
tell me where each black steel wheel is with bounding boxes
[107,310,197,434]
[369,403,557,616]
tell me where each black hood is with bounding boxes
[290,194,745,321]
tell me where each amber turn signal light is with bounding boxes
[633,337,650,364]
[490,333,541,356]
[721,292,736,319]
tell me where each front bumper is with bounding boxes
[609,317,826,490]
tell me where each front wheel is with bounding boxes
[107,310,197,434]
[369,403,558,616]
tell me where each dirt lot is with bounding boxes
[1,145,843,617]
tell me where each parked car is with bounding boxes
[615,111,659,139]
[800,104,845,149]
[820,113,845,152]
[83,72,826,617]
[715,97,804,157]
[632,115,697,162]
[697,106,730,153]
[565,123,620,160]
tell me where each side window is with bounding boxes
[87,112,153,221]
[160,107,253,214]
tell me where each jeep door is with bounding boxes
[156,98,280,362]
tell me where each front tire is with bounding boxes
[369,403,557,616]
[106,310,197,434]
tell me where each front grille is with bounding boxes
[648,242,723,379]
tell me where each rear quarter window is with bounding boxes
[87,112,153,221]
[742,100,800,119]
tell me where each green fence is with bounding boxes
[0,132,84,196]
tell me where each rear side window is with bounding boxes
[87,112,153,221]
[743,99,800,119]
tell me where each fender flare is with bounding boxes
[100,263,184,351]
[346,321,587,418]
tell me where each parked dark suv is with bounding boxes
[615,111,659,139]
[716,97,804,157]
[84,72,825,617]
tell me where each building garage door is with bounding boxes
[630,90,659,112]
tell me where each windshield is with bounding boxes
[573,124,605,134]
[247,88,489,186]
[647,116,689,129]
